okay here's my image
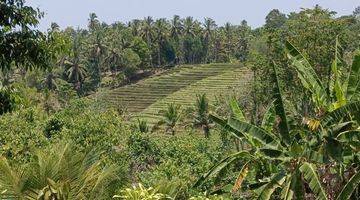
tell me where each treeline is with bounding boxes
[24,5,360,97]
[2,1,360,109]
[48,14,252,94]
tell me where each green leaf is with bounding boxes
[321,101,360,127]
[193,151,252,188]
[330,36,346,110]
[272,64,290,145]
[228,118,280,148]
[259,148,283,159]
[285,41,329,110]
[257,172,286,200]
[261,101,276,132]
[299,162,328,200]
[336,130,360,142]
[210,114,245,139]
[229,98,246,122]
[336,170,360,200]
[345,51,360,101]
[281,170,304,200]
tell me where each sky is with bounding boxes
[27,0,359,31]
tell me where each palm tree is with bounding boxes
[183,16,195,36]
[0,143,119,200]
[203,18,216,40]
[86,28,107,89]
[224,22,233,59]
[88,13,100,31]
[170,15,183,40]
[43,70,57,91]
[156,103,182,135]
[129,19,141,36]
[170,15,183,64]
[65,36,86,92]
[140,16,154,66]
[65,58,86,92]
[154,18,169,66]
[135,119,149,133]
[193,94,211,138]
[50,22,60,32]
[203,18,216,62]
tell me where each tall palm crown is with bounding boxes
[129,19,141,36]
[170,15,183,39]
[65,36,86,90]
[194,94,211,138]
[88,13,100,32]
[183,16,196,36]
[154,18,169,43]
[140,16,154,47]
[203,17,216,40]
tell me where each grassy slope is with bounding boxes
[94,63,251,124]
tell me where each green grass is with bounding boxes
[94,63,251,124]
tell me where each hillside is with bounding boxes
[94,63,252,124]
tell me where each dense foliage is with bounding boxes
[1,0,360,199]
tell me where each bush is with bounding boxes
[127,131,160,172]
[0,107,48,163]
[44,117,64,138]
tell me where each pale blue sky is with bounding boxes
[27,0,359,31]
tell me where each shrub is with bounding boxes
[44,117,64,138]
[127,131,160,172]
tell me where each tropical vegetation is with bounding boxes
[1,0,360,199]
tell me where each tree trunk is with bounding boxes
[158,44,161,67]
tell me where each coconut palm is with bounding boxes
[0,143,119,200]
[223,22,233,59]
[88,13,100,32]
[203,18,216,40]
[193,94,211,138]
[154,18,169,66]
[129,19,141,37]
[183,17,195,37]
[170,15,183,40]
[156,103,182,135]
[65,36,86,92]
[203,18,216,62]
[43,70,57,91]
[140,16,154,66]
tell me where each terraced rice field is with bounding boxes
[95,63,251,124]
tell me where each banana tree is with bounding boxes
[194,64,360,199]
[286,38,360,113]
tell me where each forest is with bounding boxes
[1,0,360,199]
